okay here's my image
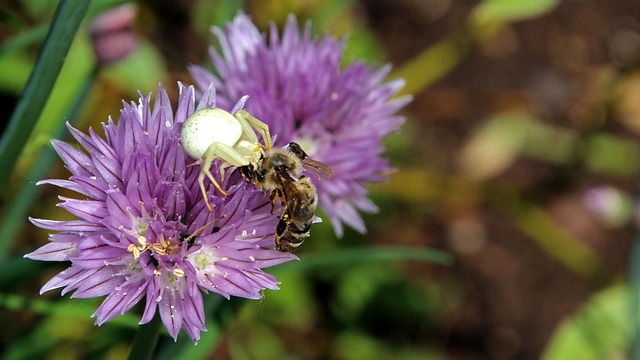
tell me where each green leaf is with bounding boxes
[0,50,97,259]
[584,134,640,175]
[630,235,640,358]
[0,0,90,191]
[0,292,138,328]
[473,0,559,23]
[542,284,629,360]
[0,52,34,92]
[274,246,453,273]
[0,24,49,57]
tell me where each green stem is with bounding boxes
[128,315,163,360]
[0,24,49,56]
[490,186,614,287]
[0,64,99,258]
[629,234,640,358]
[0,0,90,191]
[390,31,472,96]
[275,246,453,273]
[154,296,244,360]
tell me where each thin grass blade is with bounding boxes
[0,0,90,190]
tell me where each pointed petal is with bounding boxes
[72,266,122,298]
[51,140,92,177]
[29,218,104,232]
[24,242,76,261]
[158,289,183,341]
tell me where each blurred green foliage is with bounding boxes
[542,285,629,360]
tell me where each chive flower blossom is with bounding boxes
[25,83,297,342]
[190,13,411,237]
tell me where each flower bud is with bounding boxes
[89,4,138,65]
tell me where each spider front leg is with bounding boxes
[198,141,253,211]
[198,146,226,212]
[234,110,273,150]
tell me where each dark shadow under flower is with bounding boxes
[25,83,297,342]
[190,13,412,237]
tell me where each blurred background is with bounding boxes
[2,0,640,359]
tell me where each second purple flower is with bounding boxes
[190,13,411,237]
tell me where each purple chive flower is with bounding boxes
[189,13,411,237]
[25,83,297,342]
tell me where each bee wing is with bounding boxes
[302,158,334,180]
[280,177,309,201]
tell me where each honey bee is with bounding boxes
[274,176,317,251]
[241,142,333,251]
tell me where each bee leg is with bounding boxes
[269,193,276,214]
[240,165,254,182]
[269,188,283,214]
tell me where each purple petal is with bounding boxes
[93,281,147,325]
[159,288,183,341]
[92,152,122,187]
[51,140,92,177]
[24,242,76,261]
[40,266,98,295]
[196,83,217,110]
[30,218,104,232]
[72,266,122,298]
[57,197,108,223]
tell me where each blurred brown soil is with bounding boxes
[360,0,640,358]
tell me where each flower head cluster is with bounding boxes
[190,13,411,236]
[25,83,297,342]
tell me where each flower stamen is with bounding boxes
[127,235,148,259]
[173,268,185,277]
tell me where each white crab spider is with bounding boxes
[180,108,272,211]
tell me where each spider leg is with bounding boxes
[199,145,225,212]
[211,142,251,167]
[235,109,273,150]
[199,142,253,211]
[185,160,201,168]
[219,162,231,183]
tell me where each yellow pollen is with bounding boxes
[173,268,185,277]
[127,244,140,259]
